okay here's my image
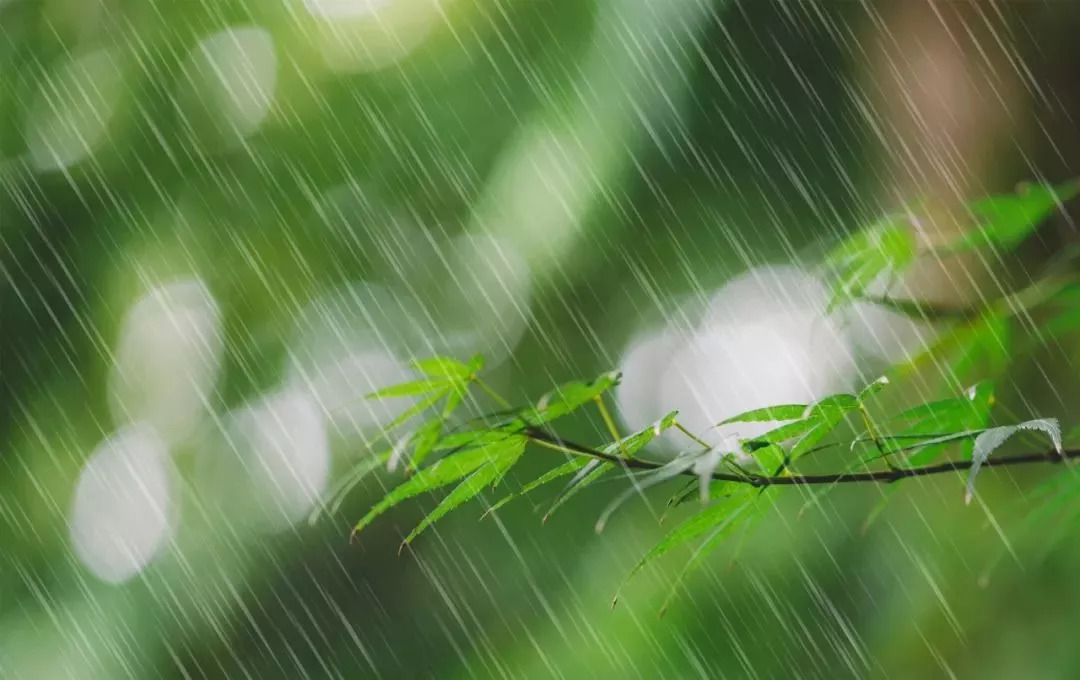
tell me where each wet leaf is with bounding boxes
[485,458,591,517]
[741,419,818,451]
[617,489,757,601]
[543,460,612,522]
[382,390,449,433]
[353,436,526,536]
[966,419,1062,504]
[595,455,701,532]
[825,216,918,309]
[408,419,445,470]
[412,356,474,381]
[522,371,622,426]
[719,404,806,424]
[403,437,525,544]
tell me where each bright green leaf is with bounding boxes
[382,390,449,433]
[403,437,525,544]
[412,356,473,381]
[741,419,818,451]
[485,458,591,517]
[719,404,806,424]
[617,489,756,599]
[606,411,680,458]
[522,371,622,426]
[353,436,525,536]
[544,460,613,522]
[408,419,445,470]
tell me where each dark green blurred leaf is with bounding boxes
[366,379,447,399]
[946,181,1078,254]
[825,216,918,309]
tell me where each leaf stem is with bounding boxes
[475,378,513,410]
[594,396,623,442]
[675,422,713,451]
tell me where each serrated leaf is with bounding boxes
[435,428,513,452]
[966,419,1062,504]
[788,413,848,463]
[523,371,622,426]
[408,418,445,470]
[947,182,1078,254]
[751,443,786,474]
[889,382,995,466]
[412,356,473,381]
[618,489,755,597]
[595,455,701,533]
[608,411,679,458]
[403,437,525,544]
[719,404,806,424]
[741,419,818,451]
[366,379,447,399]
[485,458,591,517]
[657,489,775,615]
[806,393,859,416]
[352,436,525,536]
[382,390,449,433]
[544,460,612,522]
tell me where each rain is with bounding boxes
[3,0,1080,677]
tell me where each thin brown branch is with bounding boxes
[522,427,1077,487]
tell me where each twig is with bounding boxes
[520,427,1076,487]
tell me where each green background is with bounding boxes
[4,0,1080,677]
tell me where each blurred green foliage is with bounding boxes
[4,0,1080,678]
